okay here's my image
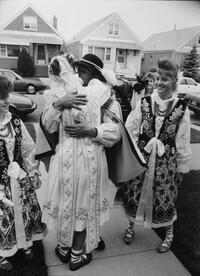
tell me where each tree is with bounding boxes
[182,45,200,82]
[17,48,34,77]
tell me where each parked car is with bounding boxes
[0,68,49,94]
[185,93,200,116]
[9,92,37,116]
[177,77,200,98]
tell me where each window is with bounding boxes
[94,47,105,61]
[23,15,37,31]
[108,23,119,36]
[133,50,139,56]
[180,79,187,85]
[186,78,197,85]
[92,47,111,62]
[114,24,119,35]
[88,46,94,54]
[117,49,125,63]
[0,45,6,56]
[109,24,114,35]
[7,45,20,57]
[149,55,153,63]
[3,71,16,82]
[105,48,111,61]
[0,45,29,57]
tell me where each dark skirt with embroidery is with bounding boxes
[115,96,187,228]
[115,144,178,228]
[0,115,46,257]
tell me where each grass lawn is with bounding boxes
[155,170,200,276]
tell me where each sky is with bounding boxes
[0,0,200,42]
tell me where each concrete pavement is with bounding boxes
[30,120,200,276]
[37,161,192,276]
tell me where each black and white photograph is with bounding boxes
[0,0,200,275]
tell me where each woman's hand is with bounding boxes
[175,172,183,186]
[53,91,88,111]
[64,119,97,138]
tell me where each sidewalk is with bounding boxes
[37,162,191,276]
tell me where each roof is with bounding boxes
[0,32,63,45]
[0,4,65,41]
[143,26,200,51]
[67,13,113,44]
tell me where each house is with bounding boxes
[141,25,200,74]
[64,13,143,78]
[0,4,64,76]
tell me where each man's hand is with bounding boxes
[64,119,97,138]
[175,172,183,186]
[53,91,87,111]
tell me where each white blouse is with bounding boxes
[42,79,121,148]
[0,112,40,176]
[125,91,192,173]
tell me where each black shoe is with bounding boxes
[96,237,105,251]
[55,244,71,263]
[69,253,92,271]
[0,257,13,271]
[23,248,34,262]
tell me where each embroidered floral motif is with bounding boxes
[0,114,46,251]
[116,97,187,227]
[75,207,88,221]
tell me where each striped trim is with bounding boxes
[80,59,102,72]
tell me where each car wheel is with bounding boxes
[26,84,36,94]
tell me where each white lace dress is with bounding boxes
[42,79,121,252]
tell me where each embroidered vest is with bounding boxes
[0,114,27,187]
[138,96,187,150]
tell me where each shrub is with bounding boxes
[17,48,34,77]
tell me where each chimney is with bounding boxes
[174,24,176,31]
[53,15,57,29]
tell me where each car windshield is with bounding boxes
[0,70,22,81]
[186,79,197,85]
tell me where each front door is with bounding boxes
[116,49,126,68]
[36,44,46,65]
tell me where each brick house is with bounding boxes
[64,13,143,78]
[0,4,64,76]
[141,26,200,75]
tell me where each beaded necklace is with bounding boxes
[154,99,174,117]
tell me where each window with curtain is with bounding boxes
[24,15,37,31]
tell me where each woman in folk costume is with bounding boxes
[130,72,157,111]
[115,58,192,253]
[0,76,46,271]
[42,54,122,271]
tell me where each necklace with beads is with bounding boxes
[154,99,174,117]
